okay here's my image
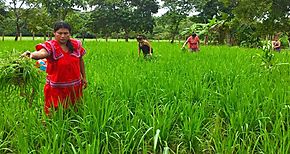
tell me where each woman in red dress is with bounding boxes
[22,21,87,115]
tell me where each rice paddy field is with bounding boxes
[0,40,290,153]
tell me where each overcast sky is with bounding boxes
[153,0,198,17]
[154,0,167,17]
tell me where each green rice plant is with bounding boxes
[256,41,275,69]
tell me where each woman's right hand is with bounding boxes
[21,51,31,58]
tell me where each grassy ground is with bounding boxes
[0,40,290,153]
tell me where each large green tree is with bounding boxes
[220,0,273,46]
[0,2,14,41]
[195,0,227,23]
[89,1,117,41]
[0,0,5,17]
[191,0,230,44]
[42,0,87,21]
[8,0,40,41]
[26,8,52,40]
[262,0,290,35]
[224,0,271,23]
[66,11,90,41]
[129,0,158,33]
[217,0,289,47]
[116,0,158,41]
[161,0,195,43]
[0,0,6,25]
[89,0,158,41]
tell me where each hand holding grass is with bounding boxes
[21,51,31,58]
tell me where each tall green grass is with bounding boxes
[0,40,290,153]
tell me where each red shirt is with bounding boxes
[187,36,199,49]
[36,39,86,87]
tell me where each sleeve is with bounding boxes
[35,41,52,55]
[80,46,86,57]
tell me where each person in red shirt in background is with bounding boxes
[182,32,200,52]
[22,21,87,115]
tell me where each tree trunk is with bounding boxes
[15,32,19,41]
[95,33,98,42]
[2,32,4,41]
[229,33,236,46]
[82,32,85,42]
[204,35,208,45]
[170,23,180,44]
[20,32,22,41]
[48,32,53,40]
[15,19,20,41]
[170,35,175,44]
[47,32,50,40]
[117,34,119,42]
[125,30,129,42]
[105,34,108,42]
[32,32,35,40]
[43,33,46,41]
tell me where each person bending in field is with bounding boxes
[272,34,281,52]
[182,32,200,52]
[22,21,87,115]
[137,35,153,58]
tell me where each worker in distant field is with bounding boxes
[136,34,153,58]
[22,21,87,115]
[182,32,200,52]
[272,34,281,52]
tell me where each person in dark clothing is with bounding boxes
[137,35,153,57]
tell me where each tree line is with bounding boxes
[0,0,289,47]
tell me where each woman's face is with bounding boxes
[54,28,70,44]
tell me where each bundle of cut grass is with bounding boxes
[0,51,43,106]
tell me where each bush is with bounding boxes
[280,35,289,48]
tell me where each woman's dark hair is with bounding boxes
[137,34,147,41]
[54,21,74,53]
[191,32,197,38]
